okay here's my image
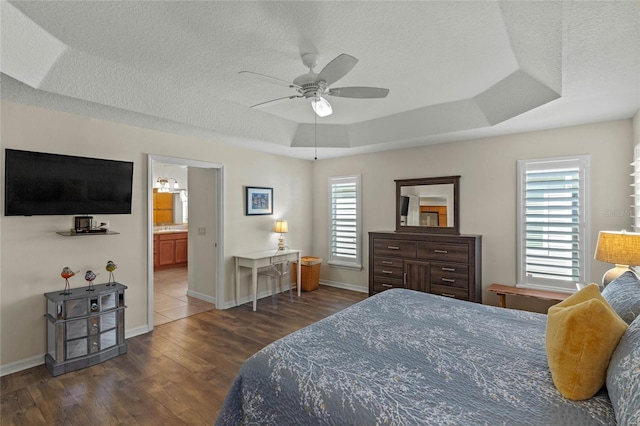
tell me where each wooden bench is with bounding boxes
[488,283,570,308]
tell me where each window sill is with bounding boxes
[327,261,362,271]
[516,283,576,294]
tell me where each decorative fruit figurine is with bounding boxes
[106,260,117,285]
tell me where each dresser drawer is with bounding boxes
[430,284,469,301]
[373,256,405,269]
[372,275,404,294]
[418,242,469,263]
[373,257,405,279]
[430,262,469,289]
[373,265,404,279]
[374,239,417,258]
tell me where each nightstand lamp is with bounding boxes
[275,219,288,251]
[594,230,640,287]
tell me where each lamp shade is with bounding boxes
[595,231,640,265]
[275,220,288,234]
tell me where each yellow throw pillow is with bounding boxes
[546,283,628,400]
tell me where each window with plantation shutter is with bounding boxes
[328,175,362,269]
[517,156,590,292]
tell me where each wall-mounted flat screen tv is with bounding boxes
[400,195,410,216]
[4,149,134,216]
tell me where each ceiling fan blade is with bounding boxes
[315,54,358,86]
[249,95,301,109]
[239,71,301,90]
[328,87,390,99]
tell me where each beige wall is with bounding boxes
[312,120,635,311]
[634,110,640,143]
[0,98,636,374]
[0,100,313,372]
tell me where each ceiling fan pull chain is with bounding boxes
[314,112,318,161]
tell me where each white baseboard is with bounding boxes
[0,354,44,377]
[126,324,151,339]
[186,289,216,305]
[319,279,368,293]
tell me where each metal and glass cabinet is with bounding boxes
[44,282,127,376]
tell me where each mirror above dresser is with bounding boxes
[395,176,460,234]
[370,175,481,302]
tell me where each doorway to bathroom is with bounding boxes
[148,155,224,329]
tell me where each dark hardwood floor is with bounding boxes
[1,286,366,425]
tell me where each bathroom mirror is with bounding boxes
[395,176,460,234]
[152,164,189,225]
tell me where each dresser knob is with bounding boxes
[91,303,99,312]
[434,249,448,254]
[441,267,455,272]
[441,278,456,283]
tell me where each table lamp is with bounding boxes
[275,220,288,251]
[594,230,640,286]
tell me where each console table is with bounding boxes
[44,282,127,376]
[235,249,302,311]
[488,283,570,308]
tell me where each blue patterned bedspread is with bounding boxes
[216,289,615,425]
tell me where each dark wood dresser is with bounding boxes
[369,231,482,303]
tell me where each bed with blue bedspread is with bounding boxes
[217,287,639,425]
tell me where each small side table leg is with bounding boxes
[235,258,240,307]
[296,252,301,297]
[251,265,258,312]
[498,293,506,308]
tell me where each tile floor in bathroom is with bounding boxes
[153,267,216,326]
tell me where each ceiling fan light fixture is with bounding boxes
[311,96,332,117]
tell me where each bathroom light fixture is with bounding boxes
[311,96,332,117]
[594,230,640,286]
[156,177,178,192]
[275,220,288,251]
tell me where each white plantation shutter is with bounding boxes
[517,156,590,291]
[328,175,362,269]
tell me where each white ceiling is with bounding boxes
[1,1,639,160]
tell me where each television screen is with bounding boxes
[4,149,134,216]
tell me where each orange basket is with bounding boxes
[291,256,322,292]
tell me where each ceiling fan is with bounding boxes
[240,52,389,117]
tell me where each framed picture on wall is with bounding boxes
[245,186,273,215]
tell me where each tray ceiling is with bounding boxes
[1,1,638,159]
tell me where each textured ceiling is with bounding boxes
[1,1,639,159]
